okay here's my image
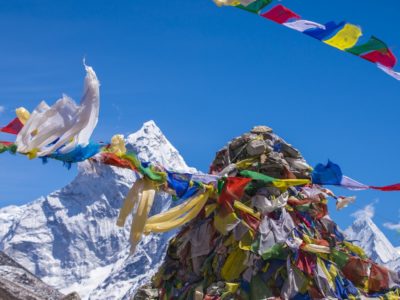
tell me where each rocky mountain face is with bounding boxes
[0,251,79,300]
[345,214,400,271]
[0,120,194,300]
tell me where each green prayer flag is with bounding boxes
[261,243,287,260]
[331,249,349,269]
[218,179,225,195]
[240,170,275,183]
[250,274,274,299]
[122,153,165,182]
[346,36,388,56]
[236,0,272,14]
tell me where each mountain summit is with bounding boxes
[345,211,400,270]
[0,121,194,300]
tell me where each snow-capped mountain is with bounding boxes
[345,214,400,270]
[0,120,195,300]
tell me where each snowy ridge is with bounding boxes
[0,121,195,300]
[345,215,400,270]
[127,120,197,174]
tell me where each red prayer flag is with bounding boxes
[98,152,136,171]
[261,4,300,24]
[296,251,316,276]
[239,211,260,231]
[342,257,369,286]
[0,118,24,135]
[370,183,400,191]
[368,263,389,293]
[0,141,14,147]
[218,177,252,212]
[361,49,397,68]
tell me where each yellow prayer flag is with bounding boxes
[16,107,30,125]
[221,247,248,281]
[272,179,310,189]
[324,23,362,51]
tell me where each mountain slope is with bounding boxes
[0,120,194,300]
[0,251,77,300]
[345,215,400,270]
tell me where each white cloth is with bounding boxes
[341,176,369,190]
[283,20,325,32]
[16,64,100,156]
[336,196,356,210]
[251,191,288,214]
[281,257,307,299]
[286,235,303,251]
[258,209,295,255]
[388,269,400,288]
[377,64,400,80]
[190,221,213,258]
[313,259,337,298]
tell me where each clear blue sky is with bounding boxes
[1,0,400,244]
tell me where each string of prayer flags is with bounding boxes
[215,1,400,81]
[312,160,400,191]
[213,0,272,14]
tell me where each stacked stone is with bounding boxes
[135,126,400,300]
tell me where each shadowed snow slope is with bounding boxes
[0,120,195,300]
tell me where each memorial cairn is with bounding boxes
[135,126,400,300]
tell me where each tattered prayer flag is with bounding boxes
[347,36,388,56]
[261,4,300,24]
[0,118,24,135]
[369,264,390,293]
[218,177,252,212]
[323,23,362,51]
[361,48,397,68]
[236,0,272,14]
[342,257,369,286]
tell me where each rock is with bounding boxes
[246,139,267,156]
[250,125,272,134]
[133,285,159,300]
[62,292,81,300]
[0,251,69,300]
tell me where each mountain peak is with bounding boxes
[345,214,400,266]
[142,120,158,128]
[0,121,195,300]
[126,121,196,174]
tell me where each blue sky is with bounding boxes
[1,0,400,244]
